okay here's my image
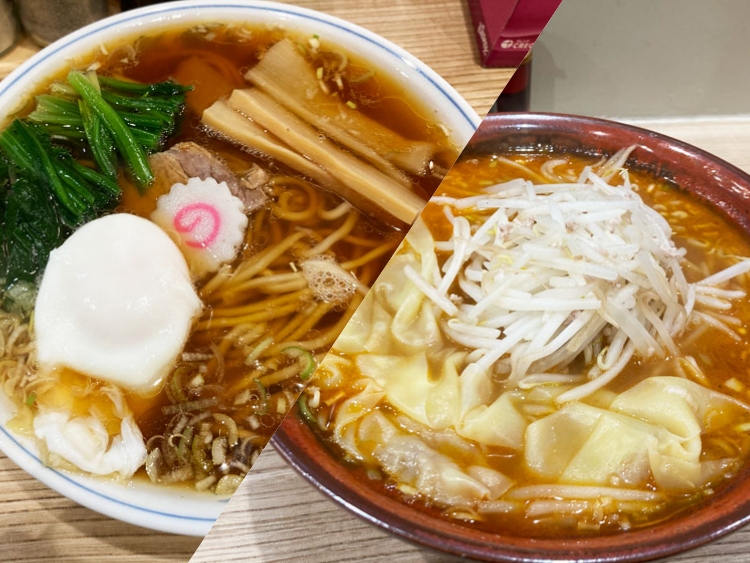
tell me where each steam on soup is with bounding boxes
[299,146,750,535]
[0,23,458,494]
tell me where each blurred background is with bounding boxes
[497,0,750,120]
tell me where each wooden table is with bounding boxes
[0,1,512,562]
[190,116,750,563]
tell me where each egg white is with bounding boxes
[34,213,203,396]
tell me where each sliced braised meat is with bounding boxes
[148,142,269,213]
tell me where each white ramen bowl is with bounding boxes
[0,0,479,536]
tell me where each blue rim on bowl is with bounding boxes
[0,0,479,536]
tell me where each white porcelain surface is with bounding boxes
[0,0,479,536]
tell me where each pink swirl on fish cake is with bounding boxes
[173,202,221,249]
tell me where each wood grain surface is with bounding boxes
[189,117,750,563]
[0,1,512,562]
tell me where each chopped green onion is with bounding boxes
[176,426,194,462]
[297,393,318,428]
[192,432,212,473]
[282,345,317,380]
[244,336,274,366]
[254,378,268,413]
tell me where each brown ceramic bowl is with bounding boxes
[272,112,750,562]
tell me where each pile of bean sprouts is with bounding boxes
[412,147,750,401]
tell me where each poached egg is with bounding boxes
[34,213,203,395]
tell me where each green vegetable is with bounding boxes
[67,70,154,191]
[27,69,191,192]
[254,378,268,413]
[0,120,120,303]
[282,346,317,380]
[79,97,118,179]
[176,425,194,462]
[297,393,318,428]
[192,431,212,474]
[0,70,190,312]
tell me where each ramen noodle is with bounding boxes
[301,147,750,535]
[0,23,458,494]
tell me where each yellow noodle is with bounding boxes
[23,376,57,395]
[256,352,327,387]
[273,301,335,346]
[303,211,358,257]
[209,288,314,318]
[290,294,363,350]
[0,359,19,371]
[269,177,320,222]
[299,225,331,241]
[11,342,34,356]
[6,324,28,354]
[226,231,308,287]
[222,271,307,296]
[249,207,270,246]
[341,239,399,270]
[249,277,309,294]
[270,220,285,248]
[218,323,266,356]
[318,201,352,221]
[196,301,303,330]
[271,301,320,343]
[343,233,389,247]
[0,359,23,398]
[273,190,318,222]
[267,315,291,337]
[199,264,234,297]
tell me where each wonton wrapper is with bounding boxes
[525,376,747,490]
[319,212,750,508]
[358,410,513,506]
[336,217,443,357]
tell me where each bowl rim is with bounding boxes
[0,0,479,136]
[0,0,480,537]
[273,111,750,562]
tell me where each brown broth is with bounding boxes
[0,22,458,494]
[307,151,750,537]
[103,27,454,202]
[111,25,454,491]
